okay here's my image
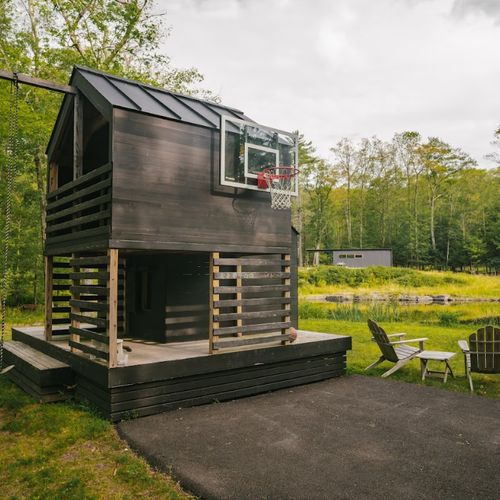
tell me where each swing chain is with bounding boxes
[0,76,19,370]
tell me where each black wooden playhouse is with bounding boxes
[6,66,351,420]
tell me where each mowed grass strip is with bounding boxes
[0,378,191,499]
[300,318,500,399]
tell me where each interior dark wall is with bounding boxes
[111,108,291,254]
[82,97,109,174]
[125,253,209,343]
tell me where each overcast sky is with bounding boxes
[159,0,500,166]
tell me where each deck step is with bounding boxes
[3,341,75,402]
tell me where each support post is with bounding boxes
[44,256,53,341]
[70,254,80,351]
[108,249,119,367]
[209,252,220,354]
[236,263,242,337]
[282,253,291,345]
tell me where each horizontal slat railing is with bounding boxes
[47,163,111,200]
[209,252,292,353]
[68,250,124,367]
[45,163,111,251]
[69,251,110,363]
[50,257,71,332]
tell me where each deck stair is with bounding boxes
[3,341,75,402]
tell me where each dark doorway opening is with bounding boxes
[125,253,209,343]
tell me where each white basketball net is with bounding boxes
[263,168,298,210]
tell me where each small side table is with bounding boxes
[416,351,456,383]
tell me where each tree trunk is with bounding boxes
[430,194,436,251]
[312,241,321,266]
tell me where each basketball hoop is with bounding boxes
[257,166,298,210]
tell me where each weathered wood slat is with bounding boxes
[52,306,70,314]
[213,258,289,266]
[52,273,70,280]
[68,339,109,360]
[70,272,109,280]
[213,333,291,349]
[46,209,111,234]
[69,326,108,343]
[70,285,108,295]
[69,299,108,312]
[46,225,109,245]
[47,163,111,200]
[46,193,111,222]
[214,309,291,321]
[214,272,290,279]
[70,255,109,267]
[52,317,70,324]
[52,284,71,291]
[52,295,71,302]
[214,284,290,294]
[52,261,71,268]
[214,297,291,308]
[215,321,291,337]
[47,177,111,210]
[70,313,108,328]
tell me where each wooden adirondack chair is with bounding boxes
[458,325,500,393]
[366,319,428,378]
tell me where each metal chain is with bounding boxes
[0,78,19,369]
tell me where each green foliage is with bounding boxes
[297,130,500,271]
[0,0,211,305]
[299,301,499,327]
[299,265,465,289]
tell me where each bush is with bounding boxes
[299,266,465,290]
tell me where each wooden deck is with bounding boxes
[11,326,351,421]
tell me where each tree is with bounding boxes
[301,159,336,265]
[486,124,500,165]
[294,132,318,266]
[0,0,210,303]
[417,138,476,258]
[330,138,356,246]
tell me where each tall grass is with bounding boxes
[299,266,500,298]
[299,301,500,327]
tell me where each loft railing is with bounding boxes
[45,163,112,252]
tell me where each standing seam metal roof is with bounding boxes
[73,65,252,129]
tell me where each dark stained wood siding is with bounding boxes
[111,109,291,253]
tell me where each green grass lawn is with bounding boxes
[1,277,499,498]
[300,318,500,399]
[0,308,191,499]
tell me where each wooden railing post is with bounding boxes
[44,256,53,341]
[108,249,119,367]
[209,252,220,354]
[282,253,291,345]
[70,254,80,351]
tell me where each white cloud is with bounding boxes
[158,0,500,166]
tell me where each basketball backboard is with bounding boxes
[220,115,299,196]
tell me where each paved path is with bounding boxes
[117,375,500,499]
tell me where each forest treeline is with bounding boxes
[294,130,499,272]
[0,0,209,303]
[0,1,498,305]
